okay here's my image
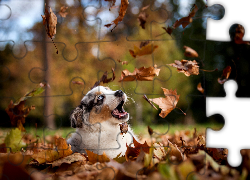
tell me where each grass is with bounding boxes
[0,123,223,143]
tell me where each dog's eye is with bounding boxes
[97,95,104,101]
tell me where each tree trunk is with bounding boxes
[43,0,55,128]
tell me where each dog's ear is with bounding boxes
[70,107,84,128]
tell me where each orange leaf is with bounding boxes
[168,60,199,76]
[31,138,72,164]
[173,4,198,29]
[59,6,68,18]
[150,88,180,118]
[183,46,198,58]
[218,66,231,84]
[85,149,110,163]
[197,82,204,94]
[105,0,129,31]
[119,66,160,82]
[129,42,158,58]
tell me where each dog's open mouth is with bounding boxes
[111,100,128,119]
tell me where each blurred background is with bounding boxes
[0,0,226,130]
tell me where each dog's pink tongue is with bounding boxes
[113,109,127,118]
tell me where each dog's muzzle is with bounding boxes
[111,100,128,119]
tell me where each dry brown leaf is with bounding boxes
[183,46,199,57]
[120,122,128,134]
[5,82,45,132]
[31,138,72,164]
[117,59,128,65]
[125,137,150,161]
[72,81,84,85]
[168,60,199,76]
[138,5,149,29]
[150,87,180,118]
[104,0,129,31]
[85,149,110,163]
[42,6,57,38]
[50,153,86,167]
[129,42,158,58]
[162,26,173,36]
[173,4,198,29]
[119,66,160,82]
[92,68,115,89]
[41,5,58,54]
[197,82,204,94]
[166,140,183,162]
[59,6,68,18]
[218,66,231,84]
[105,0,116,9]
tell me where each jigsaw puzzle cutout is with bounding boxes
[206,80,250,167]
[0,0,250,179]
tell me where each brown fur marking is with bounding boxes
[89,105,112,124]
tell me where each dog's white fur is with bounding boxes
[67,86,136,158]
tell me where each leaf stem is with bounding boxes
[200,68,218,72]
[175,107,186,115]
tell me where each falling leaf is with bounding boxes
[143,95,158,110]
[129,42,158,58]
[31,138,72,164]
[41,4,58,54]
[183,46,198,57]
[4,128,26,153]
[92,68,115,89]
[197,82,204,94]
[120,122,128,134]
[137,5,149,29]
[119,66,160,82]
[168,60,199,76]
[117,59,128,65]
[150,88,180,118]
[162,26,173,36]
[105,0,116,9]
[72,81,84,85]
[173,4,198,29]
[42,5,57,38]
[218,66,231,84]
[59,6,68,18]
[85,149,110,163]
[104,0,129,31]
[5,83,46,132]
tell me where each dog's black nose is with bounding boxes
[114,90,124,97]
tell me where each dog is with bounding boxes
[67,86,136,158]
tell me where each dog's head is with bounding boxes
[70,86,129,128]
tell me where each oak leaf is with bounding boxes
[183,46,198,58]
[150,88,180,118]
[173,4,198,29]
[168,60,199,76]
[125,137,150,161]
[59,6,68,18]
[5,83,46,132]
[137,5,149,29]
[105,0,129,31]
[119,66,160,82]
[92,68,115,89]
[129,41,158,58]
[197,82,204,94]
[218,66,231,84]
[31,138,72,164]
[85,149,110,163]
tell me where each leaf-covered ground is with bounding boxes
[0,125,249,180]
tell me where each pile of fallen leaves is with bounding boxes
[0,126,249,179]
